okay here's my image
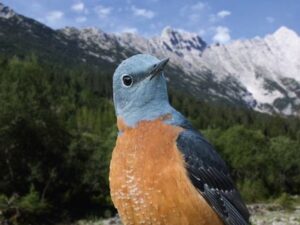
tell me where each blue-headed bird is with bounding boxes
[109,54,250,225]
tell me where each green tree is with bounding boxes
[267,136,300,194]
[216,126,269,201]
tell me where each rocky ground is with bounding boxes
[75,204,300,225]
[248,204,300,225]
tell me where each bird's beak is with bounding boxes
[149,58,169,80]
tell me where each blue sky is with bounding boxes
[2,0,300,43]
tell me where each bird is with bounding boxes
[109,54,250,225]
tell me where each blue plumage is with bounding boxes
[113,54,250,225]
[176,129,250,225]
[113,54,189,128]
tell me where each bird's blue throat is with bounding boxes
[116,100,187,129]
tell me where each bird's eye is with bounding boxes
[122,75,133,87]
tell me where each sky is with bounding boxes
[1,0,300,43]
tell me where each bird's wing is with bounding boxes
[176,129,250,225]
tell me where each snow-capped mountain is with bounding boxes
[1,3,300,115]
[60,25,300,115]
[199,27,300,115]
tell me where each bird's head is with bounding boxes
[113,54,170,127]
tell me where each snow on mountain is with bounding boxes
[200,26,300,114]
[118,26,300,115]
[1,2,299,115]
[59,25,300,115]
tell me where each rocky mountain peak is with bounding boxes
[273,26,299,40]
[81,27,105,36]
[0,3,16,19]
[160,26,207,54]
[265,26,300,71]
[62,27,105,37]
[1,3,300,116]
[60,27,81,36]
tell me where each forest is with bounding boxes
[0,56,300,225]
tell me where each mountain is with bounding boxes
[1,3,300,116]
[0,3,135,70]
[113,26,300,115]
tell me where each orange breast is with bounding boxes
[109,117,223,225]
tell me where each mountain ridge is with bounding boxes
[66,24,299,115]
[1,2,300,116]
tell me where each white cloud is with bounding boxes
[71,2,85,13]
[75,16,87,23]
[266,16,275,23]
[210,10,231,22]
[121,27,138,34]
[95,5,112,18]
[46,11,64,23]
[217,10,231,18]
[131,6,155,19]
[213,26,231,44]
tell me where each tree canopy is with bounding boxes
[0,55,299,224]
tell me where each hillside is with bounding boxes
[1,3,300,115]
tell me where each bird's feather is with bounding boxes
[176,129,250,225]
